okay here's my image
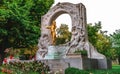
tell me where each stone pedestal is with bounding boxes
[45,46,60,59]
[40,57,111,73]
[97,58,112,69]
[64,57,91,70]
[41,57,91,73]
[36,2,112,71]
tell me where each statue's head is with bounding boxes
[52,20,56,27]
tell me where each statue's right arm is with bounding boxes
[46,26,51,29]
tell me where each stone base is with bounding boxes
[41,59,68,74]
[44,46,67,59]
[39,57,111,73]
[64,57,91,69]
[97,58,112,69]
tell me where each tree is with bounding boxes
[56,24,71,45]
[87,21,102,46]
[87,21,112,57]
[0,0,54,65]
[110,29,120,64]
[95,32,112,57]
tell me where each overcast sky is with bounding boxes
[52,0,120,34]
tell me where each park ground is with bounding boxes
[0,64,120,74]
[65,65,120,74]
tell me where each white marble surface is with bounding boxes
[37,2,106,60]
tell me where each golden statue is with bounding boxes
[46,21,56,45]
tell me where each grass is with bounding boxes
[112,65,120,69]
[65,65,120,74]
[88,65,120,74]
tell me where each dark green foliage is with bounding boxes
[65,67,89,74]
[74,49,87,56]
[0,0,54,65]
[80,50,87,56]
[56,37,66,45]
[0,0,54,48]
[65,65,120,74]
[30,0,54,25]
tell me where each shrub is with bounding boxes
[74,49,87,56]
[65,65,120,74]
[65,67,89,74]
[1,61,50,74]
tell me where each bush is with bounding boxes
[65,65,120,74]
[65,67,89,74]
[1,61,50,74]
[74,49,88,56]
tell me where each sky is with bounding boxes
[52,0,120,35]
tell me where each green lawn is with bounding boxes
[112,65,120,69]
[65,65,120,74]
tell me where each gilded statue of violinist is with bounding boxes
[46,21,56,45]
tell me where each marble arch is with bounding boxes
[37,2,105,59]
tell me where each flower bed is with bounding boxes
[1,60,50,74]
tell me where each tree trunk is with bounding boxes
[0,39,8,65]
[0,37,10,65]
[0,46,5,65]
[0,53,5,65]
[118,56,120,65]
